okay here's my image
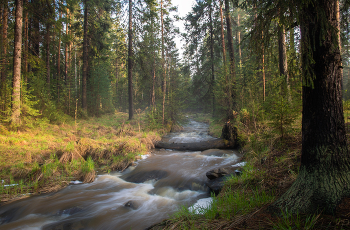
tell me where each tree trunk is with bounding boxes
[151,65,155,108]
[65,8,68,84]
[11,0,23,125]
[128,0,133,120]
[23,0,28,85]
[237,14,242,71]
[220,1,226,66]
[82,0,88,111]
[161,0,166,124]
[224,0,235,112]
[209,0,215,117]
[33,0,39,57]
[46,23,50,92]
[1,2,8,112]
[278,23,290,100]
[57,11,61,103]
[270,0,350,214]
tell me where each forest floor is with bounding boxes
[149,114,350,230]
[0,111,168,204]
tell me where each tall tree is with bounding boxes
[1,1,8,112]
[271,0,350,214]
[82,0,88,111]
[209,0,215,116]
[225,0,235,113]
[128,0,134,120]
[11,0,23,125]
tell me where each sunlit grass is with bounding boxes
[0,111,164,201]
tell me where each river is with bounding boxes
[0,120,241,230]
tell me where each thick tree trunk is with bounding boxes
[224,0,235,112]
[82,0,88,111]
[11,0,23,125]
[128,0,133,120]
[270,0,350,214]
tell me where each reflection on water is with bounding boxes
[0,120,240,230]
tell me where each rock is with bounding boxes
[206,168,231,180]
[124,201,138,210]
[206,174,234,195]
[56,207,83,216]
[206,166,242,180]
[121,170,169,183]
[201,149,228,157]
[0,207,19,225]
[42,220,85,230]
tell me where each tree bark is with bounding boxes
[224,0,235,113]
[11,0,23,125]
[82,0,88,111]
[161,0,166,124]
[23,0,28,85]
[57,11,62,103]
[1,2,8,112]
[128,0,134,120]
[278,23,290,100]
[46,22,51,91]
[209,0,215,117]
[270,0,350,214]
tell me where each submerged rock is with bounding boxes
[122,170,169,183]
[124,201,138,210]
[0,207,19,225]
[56,206,83,216]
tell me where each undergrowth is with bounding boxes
[0,111,167,203]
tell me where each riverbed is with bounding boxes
[0,120,241,230]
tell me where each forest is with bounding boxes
[1,0,350,229]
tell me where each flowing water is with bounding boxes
[0,120,241,230]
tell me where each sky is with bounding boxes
[172,0,196,58]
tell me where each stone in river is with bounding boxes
[122,170,169,183]
[206,174,234,195]
[124,201,138,210]
[206,166,243,180]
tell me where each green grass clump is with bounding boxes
[270,209,320,230]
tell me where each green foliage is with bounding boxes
[266,94,299,138]
[82,157,95,173]
[271,209,319,230]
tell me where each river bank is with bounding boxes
[0,112,166,204]
[149,114,350,229]
[0,114,243,229]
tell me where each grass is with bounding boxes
[0,110,168,203]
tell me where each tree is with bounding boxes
[11,0,23,125]
[1,1,8,112]
[82,0,88,112]
[128,0,134,120]
[225,0,235,113]
[270,0,350,214]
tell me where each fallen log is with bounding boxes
[155,138,233,151]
